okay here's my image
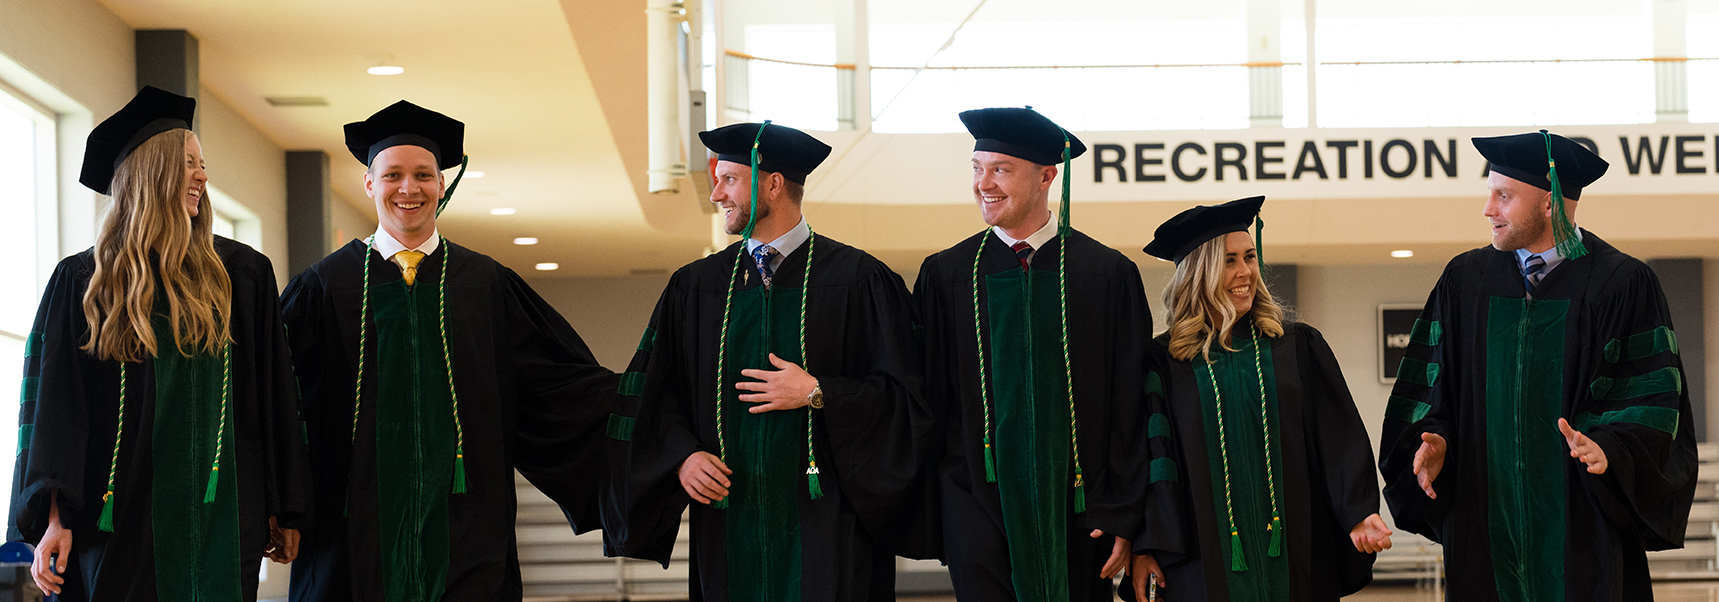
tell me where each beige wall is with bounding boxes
[531,274,675,372]
[197,85,289,286]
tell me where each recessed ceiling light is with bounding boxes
[1391,250,1414,258]
[367,65,405,76]
[489,208,516,215]
[514,237,538,245]
[535,263,559,271]
[465,171,485,178]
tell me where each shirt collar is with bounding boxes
[992,212,1058,250]
[746,216,810,259]
[372,226,441,259]
[1513,225,1583,273]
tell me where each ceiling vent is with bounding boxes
[265,96,329,107]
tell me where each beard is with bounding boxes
[1491,210,1550,252]
[724,200,767,236]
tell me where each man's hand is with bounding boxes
[265,516,300,564]
[1559,418,1609,475]
[1091,530,1130,579]
[679,451,732,505]
[33,491,70,595]
[737,354,818,414]
[1130,553,1166,600]
[1412,432,1447,499]
[1349,513,1394,554]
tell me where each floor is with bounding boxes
[895,580,1719,601]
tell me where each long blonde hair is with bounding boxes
[1161,233,1285,362]
[81,129,231,362]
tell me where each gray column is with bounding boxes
[1267,263,1298,312]
[1653,0,1689,123]
[1647,258,1707,441]
[834,0,871,131]
[286,151,333,275]
[135,30,200,130]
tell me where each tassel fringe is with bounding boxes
[1229,531,1248,572]
[98,492,116,533]
[807,467,824,500]
[203,467,220,504]
[983,441,997,483]
[713,497,729,510]
[451,452,468,494]
[1073,472,1087,514]
[1268,514,1283,558]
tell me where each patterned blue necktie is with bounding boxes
[1522,253,1547,297]
[752,244,780,289]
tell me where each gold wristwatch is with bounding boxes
[807,381,824,409]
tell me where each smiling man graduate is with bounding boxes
[1378,131,1697,601]
[281,101,618,601]
[914,107,1155,601]
[601,121,935,602]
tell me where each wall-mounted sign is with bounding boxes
[1378,304,1423,385]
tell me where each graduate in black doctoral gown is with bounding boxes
[601,121,935,602]
[282,101,618,601]
[1128,197,1387,602]
[1378,131,1697,601]
[914,107,1154,601]
[11,86,311,601]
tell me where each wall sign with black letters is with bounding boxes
[1378,304,1422,385]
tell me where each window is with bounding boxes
[0,83,56,521]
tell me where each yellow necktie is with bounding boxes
[394,250,426,286]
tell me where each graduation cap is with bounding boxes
[345,100,469,215]
[699,122,832,185]
[80,86,197,195]
[1474,130,1606,259]
[960,107,1087,166]
[1144,196,1266,264]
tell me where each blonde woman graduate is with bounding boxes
[1128,196,1389,602]
[10,86,312,601]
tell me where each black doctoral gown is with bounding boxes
[601,234,934,602]
[914,229,1154,602]
[281,239,616,602]
[1378,231,1697,602]
[1130,322,1378,602]
[10,236,313,602]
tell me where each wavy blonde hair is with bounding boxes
[1161,232,1285,362]
[81,129,231,362]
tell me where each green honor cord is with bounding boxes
[1204,322,1282,572]
[711,121,824,509]
[352,235,469,499]
[103,344,232,531]
[1541,130,1587,260]
[969,130,1086,513]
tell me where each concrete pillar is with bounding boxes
[286,151,332,275]
[1647,258,1706,440]
[1245,0,1283,128]
[834,0,871,130]
[1653,0,1688,123]
[134,29,199,131]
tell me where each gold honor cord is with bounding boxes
[103,343,233,531]
[1203,322,1281,572]
[1541,130,1587,260]
[711,121,826,509]
[968,130,1086,513]
[351,236,469,498]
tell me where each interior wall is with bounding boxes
[329,183,376,253]
[197,85,289,286]
[531,274,676,371]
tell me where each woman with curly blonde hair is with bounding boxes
[1125,196,1389,602]
[10,86,310,600]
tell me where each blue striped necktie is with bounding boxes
[1522,253,1547,297]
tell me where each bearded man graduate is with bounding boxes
[1378,131,1697,601]
[601,122,934,602]
[282,101,618,601]
[915,107,1156,601]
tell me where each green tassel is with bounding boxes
[98,493,116,532]
[807,468,824,500]
[713,497,729,510]
[451,452,468,494]
[1267,514,1283,558]
[1229,531,1248,572]
[202,467,220,504]
[1540,130,1587,260]
[1073,482,1086,514]
[983,440,997,483]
